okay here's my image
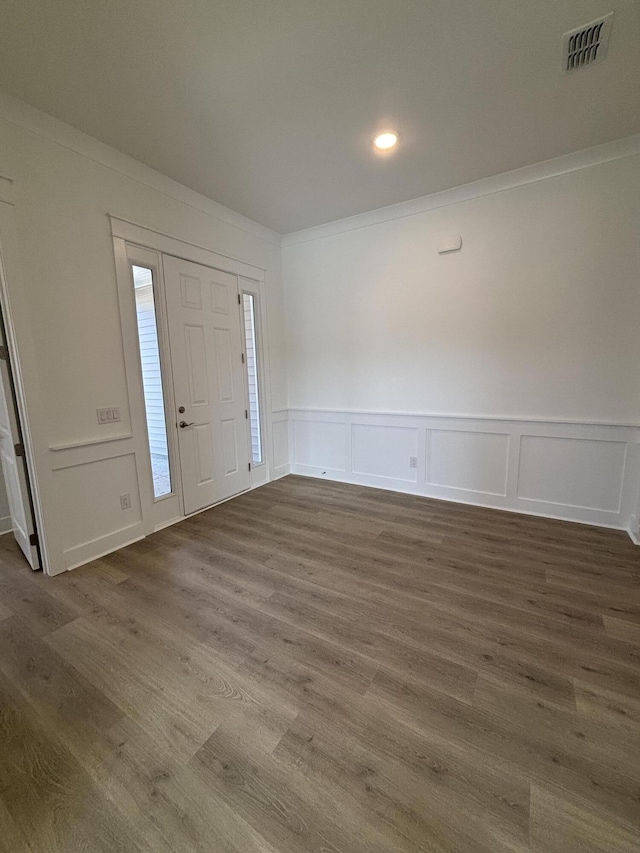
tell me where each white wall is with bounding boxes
[0,93,288,574]
[282,147,640,532]
[283,153,640,421]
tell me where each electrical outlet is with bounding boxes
[97,407,121,425]
[409,456,418,469]
[120,493,132,510]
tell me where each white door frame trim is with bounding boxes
[0,182,52,573]
[115,241,184,535]
[239,278,274,490]
[110,216,266,281]
[111,216,273,535]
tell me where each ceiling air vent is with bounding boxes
[563,12,613,73]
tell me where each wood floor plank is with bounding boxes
[603,615,640,644]
[84,716,281,853]
[574,680,640,784]
[47,616,223,759]
[0,670,151,852]
[0,561,82,636]
[0,615,123,756]
[530,784,640,853]
[272,699,531,851]
[371,665,640,831]
[0,797,32,853]
[193,730,356,853]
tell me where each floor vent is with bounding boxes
[563,13,613,73]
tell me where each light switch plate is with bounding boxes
[97,407,121,425]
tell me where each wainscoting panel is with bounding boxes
[293,418,347,473]
[427,429,509,496]
[517,435,627,512]
[288,408,640,534]
[352,424,419,482]
[54,452,144,570]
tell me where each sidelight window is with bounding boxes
[132,265,172,498]
[242,292,263,465]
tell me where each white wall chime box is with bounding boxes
[437,235,463,254]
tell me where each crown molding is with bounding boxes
[0,91,281,247]
[282,134,640,247]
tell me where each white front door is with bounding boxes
[163,255,251,514]
[0,346,39,568]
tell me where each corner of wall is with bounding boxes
[270,409,290,480]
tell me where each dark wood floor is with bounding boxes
[1,475,640,852]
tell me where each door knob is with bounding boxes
[179,420,195,428]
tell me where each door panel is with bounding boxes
[0,348,39,568]
[181,274,202,310]
[184,324,209,406]
[212,282,229,313]
[221,418,239,474]
[214,328,234,402]
[163,255,250,514]
[1,451,27,540]
[193,423,215,485]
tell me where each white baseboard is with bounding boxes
[63,522,145,571]
[271,463,291,480]
[60,457,294,572]
[291,466,626,532]
[286,408,640,538]
[154,516,184,533]
[0,515,13,536]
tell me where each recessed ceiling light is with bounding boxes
[373,131,398,151]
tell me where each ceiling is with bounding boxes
[0,0,639,234]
